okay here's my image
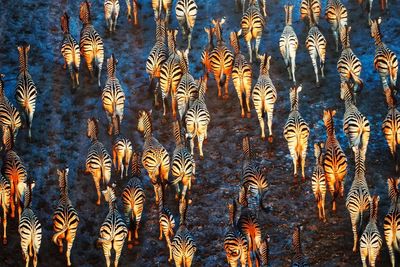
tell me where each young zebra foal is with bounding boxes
[97,184,128,267]
[312,142,327,222]
[252,54,277,142]
[384,178,400,267]
[104,0,120,32]
[52,168,79,267]
[283,85,310,183]
[0,173,10,245]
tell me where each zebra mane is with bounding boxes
[57,168,69,194]
[17,41,30,73]
[167,29,178,54]
[197,77,206,100]
[87,117,99,141]
[292,224,303,255]
[242,135,252,160]
[369,195,380,221]
[131,152,141,178]
[155,17,166,43]
[107,54,118,78]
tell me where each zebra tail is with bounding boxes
[184,12,191,36]
[389,66,398,93]
[349,71,363,93]
[168,175,182,186]
[148,77,158,94]
[219,73,226,87]
[97,236,113,247]
[52,224,68,245]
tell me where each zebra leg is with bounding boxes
[310,53,319,87]
[267,107,274,143]
[159,220,163,240]
[9,187,15,218]
[224,74,231,99]
[102,242,112,267]
[386,239,395,267]
[2,211,7,245]
[126,0,132,21]
[114,239,125,267]
[57,233,64,253]
[66,230,76,266]
[284,57,292,81]
[166,235,173,262]
[188,29,193,50]
[256,108,265,140]
[351,212,360,252]
[67,63,76,89]
[245,86,251,118]
[291,54,297,85]
[360,246,368,267]
[321,192,326,222]
[237,89,245,118]
[174,182,181,200]
[255,36,262,61]
[28,111,33,140]
[171,91,177,119]
[333,28,339,53]
[198,134,205,160]
[247,39,253,63]
[124,150,132,178]
[153,183,159,205]
[133,0,139,25]
[94,177,101,206]
[301,146,307,181]
[185,256,194,267]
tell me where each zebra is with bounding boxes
[224,199,248,267]
[152,0,172,23]
[0,74,21,143]
[1,125,27,220]
[210,17,234,100]
[279,4,298,84]
[360,195,382,267]
[230,31,252,119]
[379,0,388,13]
[146,17,168,107]
[172,198,197,267]
[60,12,80,90]
[323,109,348,212]
[52,168,79,267]
[291,225,309,267]
[102,54,126,136]
[355,0,373,25]
[175,0,197,50]
[125,0,140,26]
[259,234,270,267]
[370,18,398,92]
[176,49,198,121]
[346,149,371,252]
[85,118,112,205]
[122,152,145,248]
[79,0,104,88]
[283,85,310,183]
[157,183,176,262]
[112,116,132,179]
[171,121,195,202]
[382,88,400,173]
[325,0,348,52]
[340,82,370,157]
[300,0,321,25]
[337,25,363,102]
[384,177,400,267]
[238,0,265,63]
[18,180,41,267]
[201,26,214,89]
[305,11,326,87]
[97,184,128,267]
[137,110,170,204]
[15,42,37,141]
[104,0,120,32]
[185,77,210,159]
[252,54,277,142]
[0,173,10,245]
[312,142,327,222]
[160,29,183,119]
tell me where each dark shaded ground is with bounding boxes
[0,0,399,266]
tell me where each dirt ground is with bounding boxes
[0,0,399,266]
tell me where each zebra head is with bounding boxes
[57,168,69,192]
[102,183,117,205]
[60,12,70,34]
[370,17,382,41]
[137,110,153,137]
[387,177,400,204]
[87,117,99,141]
[259,54,271,75]
[107,54,118,78]
[339,82,352,102]
[289,84,302,111]
[211,17,226,43]
[322,108,337,132]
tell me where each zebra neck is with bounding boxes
[369,204,378,222]
[290,101,299,111]
[373,32,383,46]
[285,8,293,26]
[326,122,335,137]
[109,201,116,211]
[19,52,28,73]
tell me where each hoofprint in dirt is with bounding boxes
[0,0,399,266]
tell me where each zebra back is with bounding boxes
[289,85,302,111]
[107,53,118,78]
[137,109,153,138]
[79,0,92,25]
[17,42,30,73]
[229,31,241,55]
[242,135,252,160]
[2,125,14,151]
[211,17,226,44]
[284,4,294,26]
[172,120,184,146]
[196,77,206,101]
[178,49,189,74]
[339,24,351,49]
[384,88,397,108]
[131,152,142,177]
[369,195,380,222]
[87,117,99,141]
[61,12,70,34]
[259,54,271,75]
[387,177,400,204]
[57,168,69,197]
[167,29,178,55]
[179,198,188,226]
[155,17,167,44]
[292,224,303,255]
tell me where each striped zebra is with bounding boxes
[18,180,41,267]
[102,54,126,136]
[384,177,400,267]
[157,183,176,262]
[360,195,382,267]
[171,121,195,202]
[356,0,373,25]
[185,77,210,159]
[152,0,172,23]
[97,184,128,267]
[175,0,197,50]
[210,17,234,100]
[239,0,265,63]
[79,0,104,88]
[323,109,348,212]
[224,199,248,267]
[291,225,309,267]
[0,173,10,245]
[312,142,327,222]
[283,85,310,183]
[85,118,112,205]
[201,26,214,89]
[112,117,132,179]
[137,110,170,204]
[259,234,270,266]
[300,0,321,25]
[279,5,298,84]
[172,198,197,267]
[60,12,80,90]
[104,0,120,32]
[52,168,80,267]
[1,126,27,220]
[370,18,398,92]
[325,0,348,52]
[176,49,198,121]
[382,88,400,173]
[340,82,370,156]
[160,29,183,119]
[0,74,21,143]
[125,0,140,26]
[122,152,145,248]
[15,42,37,141]
[337,25,363,101]
[241,136,269,214]
[346,149,371,252]
[252,54,277,142]
[146,17,168,107]
[230,31,252,119]
[305,13,326,87]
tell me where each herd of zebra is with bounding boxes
[0,0,399,266]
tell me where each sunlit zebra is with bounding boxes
[325,0,348,52]
[312,142,327,222]
[291,225,309,266]
[152,0,172,23]
[0,74,21,142]
[384,177,400,267]
[112,117,132,179]
[201,26,214,89]
[300,0,321,25]
[175,0,197,50]
[125,0,140,26]
[104,0,120,32]
[0,173,10,245]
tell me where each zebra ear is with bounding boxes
[376,195,380,202]
[266,55,271,64]
[65,168,69,175]
[320,142,324,149]
[297,84,303,93]
[204,27,209,33]
[148,109,152,116]
[30,181,35,190]
[57,169,62,177]
[211,19,217,26]
[313,143,319,150]
[377,17,382,24]
[220,17,226,25]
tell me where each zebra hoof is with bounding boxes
[316,82,320,88]
[267,136,273,143]
[128,243,134,250]
[199,155,204,160]
[203,138,208,145]
[3,238,7,245]
[241,113,245,118]
[246,112,251,119]
[59,246,63,254]
[222,94,229,100]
